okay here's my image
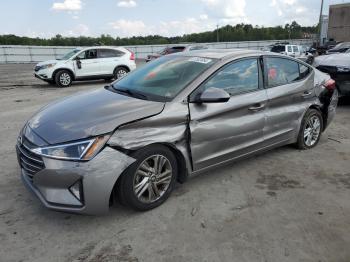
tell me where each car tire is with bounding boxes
[296,109,323,150]
[113,66,129,80]
[55,70,73,87]
[117,145,178,211]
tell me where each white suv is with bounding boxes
[34,46,136,87]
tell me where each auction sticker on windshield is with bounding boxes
[188,57,212,64]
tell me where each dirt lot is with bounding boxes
[0,63,350,262]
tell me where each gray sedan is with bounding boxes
[16,49,338,215]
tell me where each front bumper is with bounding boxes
[18,146,135,215]
[34,68,54,81]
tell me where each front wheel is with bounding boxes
[55,70,73,87]
[296,109,323,149]
[117,145,177,211]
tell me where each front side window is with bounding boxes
[199,58,260,96]
[112,56,217,101]
[293,46,299,52]
[266,57,299,87]
[77,49,97,60]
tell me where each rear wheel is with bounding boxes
[54,70,73,87]
[117,145,177,211]
[113,67,129,80]
[296,109,323,149]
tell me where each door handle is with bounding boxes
[302,90,313,97]
[248,103,265,111]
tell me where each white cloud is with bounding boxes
[269,0,315,25]
[202,0,249,25]
[109,19,148,36]
[117,0,137,8]
[65,24,90,36]
[52,0,82,11]
[108,16,216,37]
[199,14,208,20]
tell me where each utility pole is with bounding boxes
[216,24,219,42]
[318,0,324,45]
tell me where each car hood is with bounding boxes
[314,53,350,67]
[27,88,165,145]
[36,60,60,67]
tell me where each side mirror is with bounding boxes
[193,87,230,103]
[76,57,82,69]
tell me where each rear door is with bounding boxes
[74,49,101,77]
[262,56,315,144]
[97,48,125,75]
[189,57,268,170]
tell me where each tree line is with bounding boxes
[0,21,318,46]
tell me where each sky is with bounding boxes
[0,0,347,38]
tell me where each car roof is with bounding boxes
[174,48,267,59]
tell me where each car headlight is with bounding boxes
[32,135,110,161]
[41,63,56,69]
[337,66,350,72]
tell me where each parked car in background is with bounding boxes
[34,46,136,87]
[314,49,350,96]
[327,42,350,54]
[17,49,338,215]
[270,43,314,64]
[145,44,208,62]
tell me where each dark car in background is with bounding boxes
[146,44,208,62]
[314,49,350,96]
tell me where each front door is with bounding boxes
[189,58,268,171]
[74,49,101,77]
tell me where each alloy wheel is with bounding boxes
[133,155,173,204]
[116,69,127,79]
[59,72,71,86]
[304,115,321,147]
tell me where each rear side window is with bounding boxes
[169,47,185,53]
[200,58,260,96]
[271,45,285,53]
[265,57,299,87]
[299,64,311,80]
[98,49,124,58]
[287,46,292,52]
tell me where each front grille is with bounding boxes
[16,137,45,182]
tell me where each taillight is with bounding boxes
[125,48,135,60]
[324,79,336,91]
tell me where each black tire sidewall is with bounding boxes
[297,109,323,150]
[113,67,129,80]
[55,70,72,87]
[119,145,178,211]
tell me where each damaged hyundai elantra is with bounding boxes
[16,49,338,215]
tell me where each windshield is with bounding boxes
[59,49,81,60]
[112,55,217,102]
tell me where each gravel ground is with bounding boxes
[0,63,350,262]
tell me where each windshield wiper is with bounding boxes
[106,85,149,100]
